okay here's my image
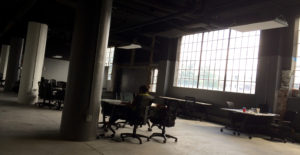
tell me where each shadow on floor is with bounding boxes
[15,130,63,141]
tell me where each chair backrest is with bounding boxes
[164,104,177,127]
[131,94,154,124]
[50,79,57,87]
[284,110,297,122]
[226,101,235,109]
[56,81,66,88]
[258,104,269,113]
[120,92,134,103]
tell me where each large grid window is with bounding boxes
[174,29,261,94]
[199,29,229,91]
[149,68,158,92]
[294,20,300,89]
[225,30,260,94]
[176,34,202,88]
[105,47,115,80]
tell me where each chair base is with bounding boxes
[120,133,149,144]
[150,132,177,143]
[121,133,149,144]
[220,126,252,139]
[120,124,149,144]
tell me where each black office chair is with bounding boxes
[115,92,134,129]
[54,88,65,110]
[220,101,242,136]
[149,103,178,143]
[50,79,57,87]
[269,110,298,143]
[259,104,269,113]
[38,82,55,108]
[180,96,196,119]
[56,81,67,89]
[120,95,153,144]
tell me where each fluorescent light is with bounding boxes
[231,18,288,32]
[52,55,63,59]
[117,43,142,49]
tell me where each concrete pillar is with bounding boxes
[156,60,171,96]
[60,0,112,141]
[4,38,24,91]
[18,22,48,104]
[0,45,10,80]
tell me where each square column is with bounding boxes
[18,22,48,104]
[0,45,10,80]
[60,0,112,141]
[4,38,24,91]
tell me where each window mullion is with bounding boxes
[223,29,232,91]
[196,33,204,88]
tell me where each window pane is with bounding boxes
[225,30,260,94]
[175,28,260,94]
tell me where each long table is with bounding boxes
[158,96,212,120]
[220,108,279,139]
[159,96,212,106]
[221,108,279,117]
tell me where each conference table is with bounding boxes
[221,108,279,139]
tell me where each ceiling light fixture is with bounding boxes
[117,43,142,50]
[52,55,63,59]
[230,17,288,32]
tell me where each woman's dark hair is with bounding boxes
[139,85,149,93]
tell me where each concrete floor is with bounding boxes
[0,92,300,155]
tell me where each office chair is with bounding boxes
[120,95,152,144]
[269,110,298,143]
[181,96,196,118]
[115,92,134,129]
[258,104,269,113]
[54,88,65,110]
[220,101,242,136]
[149,103,178,143]
[38,83,56,109]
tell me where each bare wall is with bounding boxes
[42,58,69,82]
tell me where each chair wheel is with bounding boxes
[249,136,252,139]
[220,128,223,132]
[283,139,287,143]
[237,132,240,136]
[110,134,115,138]
[233,132,236,135]
[163,140,166,143]
[175,139,178,142]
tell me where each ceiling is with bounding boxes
[1,0,300,59]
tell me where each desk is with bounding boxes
[159,96,212,119]
[221,108,279,138]
[221,108,279,117]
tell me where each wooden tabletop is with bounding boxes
[221,108,279,117]
[159,96,212,106]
